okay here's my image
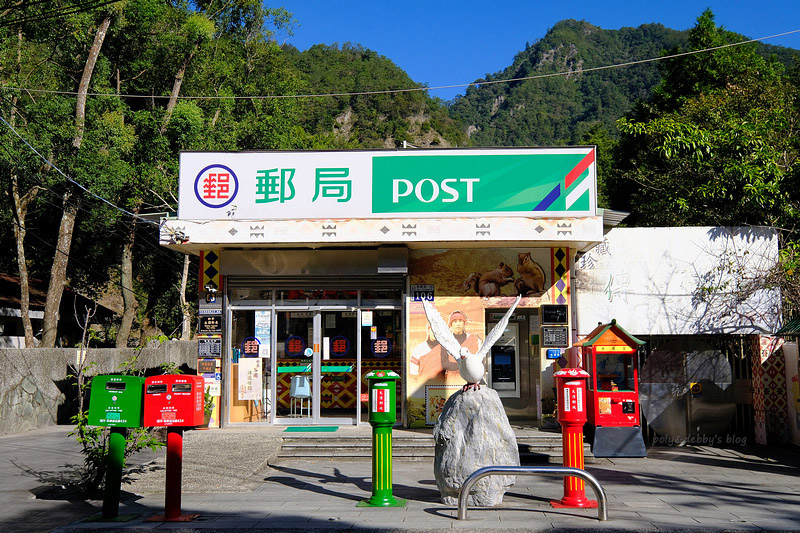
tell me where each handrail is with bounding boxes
[457,465,608,521]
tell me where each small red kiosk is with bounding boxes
[572,319,646,457]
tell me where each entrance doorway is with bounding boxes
[275,309,359,424]
[228,299,402,426]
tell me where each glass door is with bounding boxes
[316,310,359,423]
[275,308,358,424]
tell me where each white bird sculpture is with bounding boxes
[422,295,522,391]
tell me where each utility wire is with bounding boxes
[0,0,121,27]
[3,28,800,100]
[0,114,159,227]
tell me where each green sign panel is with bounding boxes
[371,150,595,216]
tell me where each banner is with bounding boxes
[238,357,261,401]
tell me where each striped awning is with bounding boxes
[776,317,800,337]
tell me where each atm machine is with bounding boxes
[489,322,520,398]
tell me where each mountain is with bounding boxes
[283,43,468,148]
[449,20,687,147]
[448,19,798,147]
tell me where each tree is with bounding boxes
[609,9,800,314]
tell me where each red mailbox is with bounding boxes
[555,369,589,426]
[551,368,596,509]
[143,375,205,427]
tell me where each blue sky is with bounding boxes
[275,1,800,101]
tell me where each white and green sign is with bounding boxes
[178,147,596,220]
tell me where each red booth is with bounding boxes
[573,319,646,457]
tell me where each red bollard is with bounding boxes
[551,368,597,509]
[143,375,204,522]
[164,428,185,520]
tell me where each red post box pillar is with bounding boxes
[551,368,597,509]
[143,375,204,522]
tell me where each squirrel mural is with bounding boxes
[461,263,514,297]
[514,252,546,296]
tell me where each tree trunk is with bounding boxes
[11,175,40,347]
[116,205,140,348]
[41,15,112,347]
[41,188,78,347]
[159,42,198,135]
[73,15,111,150]
[180,254,191,340]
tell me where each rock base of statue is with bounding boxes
[433,387,520,506]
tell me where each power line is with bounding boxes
[0,0,121,27]
[0,113,160,227]
[3,28,800,100]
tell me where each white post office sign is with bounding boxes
[178,147,596,220]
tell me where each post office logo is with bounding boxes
[194,164,239,208]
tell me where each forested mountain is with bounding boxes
[449,19,798,147]
[283,43,467,148]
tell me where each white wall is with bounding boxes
[574,227,781,336]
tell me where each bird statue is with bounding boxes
[422,295,522,391]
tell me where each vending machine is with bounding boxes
[573,319,647,457]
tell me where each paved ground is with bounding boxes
[2,425,799,532]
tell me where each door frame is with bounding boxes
[269,305,362,426]
[226,300,402,427]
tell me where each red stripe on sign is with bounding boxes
[564,150,595,189]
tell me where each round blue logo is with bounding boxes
[194,164,238,208]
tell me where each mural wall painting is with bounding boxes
[406,248,559,427]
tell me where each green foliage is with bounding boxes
[204,386,214,418]
[610,10,799,230]
[607,9,800,317]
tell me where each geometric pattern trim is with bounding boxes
[763,348,789,443]
[751,338,767,445]
[551,247,570,304]
[200,249,221,291]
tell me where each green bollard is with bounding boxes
[359,370,406,508]
[102,427,126,519]
[85,375,145,523]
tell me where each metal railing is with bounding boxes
[457,465,608,521]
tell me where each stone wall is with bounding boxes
[0,340,197,435]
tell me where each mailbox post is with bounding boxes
[143,375,205,522]
[551,368,597,509]
[87,375,145,520]
[359,370,406,507]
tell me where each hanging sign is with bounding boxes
[198,336,222,358]
[361,311,373,327]
[237,357,261,401]
[198,315,223,334]
[542,326,569,347]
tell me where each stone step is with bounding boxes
[276,429,596,463]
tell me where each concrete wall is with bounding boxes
[0,341,197,435]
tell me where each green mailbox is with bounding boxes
[366,370,399,425]
[87,375,145,428]
[360,370,405,507]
